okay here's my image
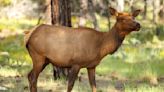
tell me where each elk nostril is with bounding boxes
[136,23,141,28]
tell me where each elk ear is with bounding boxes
[109,7,118,16]
[132,9,141,17]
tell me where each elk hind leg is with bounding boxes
[28,50,48,92]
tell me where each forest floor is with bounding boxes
[0,68,164,92]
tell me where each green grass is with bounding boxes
[0,18,38,31]
[125,83,164,92]
[0,35,31,66]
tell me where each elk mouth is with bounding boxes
[135,27,140,31]
[135,23,141,31]
[132,25,141,31]
[131,27,140,31]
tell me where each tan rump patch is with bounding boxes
[24,26,38,46]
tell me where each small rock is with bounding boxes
[0,52,10,57]
[115,82,125,91]
[150,77,158,86]
[0,86,7,91]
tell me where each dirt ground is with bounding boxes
[0,72,164,92]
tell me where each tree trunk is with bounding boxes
[51,0,71,80]
[153,0,160,24]
[105,0,111,29]
[143,0,147,19]
[79,0,88,27]
[45,0,51,24]
[129,0,134,12]
[87,0,99,30]
[117,0,124,12]
[78,0,98,30]
[159,0,164,21]
[51,0,59,25]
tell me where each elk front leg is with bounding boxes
[87,67,96,92]
[67,65,80,92]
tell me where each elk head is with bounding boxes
[109,7,141,36]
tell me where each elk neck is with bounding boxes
[100,23,126,57]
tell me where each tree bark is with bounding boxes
[88,0,99,30]
[78,0,88,27]
[153,0,160,24]
[159,0,164,20]
[78,0,99,30]
[51,0,71,80]
[129,0,134,12]
[105,0,111,29]
[51,0,59,25]
[143,0,147,19]
[45,0,51,24]
[116,0,124,12]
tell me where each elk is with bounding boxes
[25,7,141,92]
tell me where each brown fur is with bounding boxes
[24,26,39,46]
[26,7,141,92]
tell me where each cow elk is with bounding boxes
[25,7,141,92]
